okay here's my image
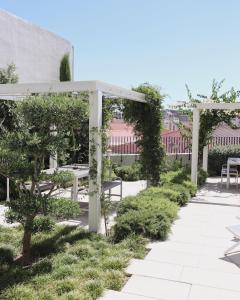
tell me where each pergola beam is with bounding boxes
[197,102,240,110]
[0,80,146,103]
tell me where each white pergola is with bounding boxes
[191,102,240,184]
[0,80,146,233]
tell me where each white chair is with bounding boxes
[221,164,238,188]
[225,217,240,255]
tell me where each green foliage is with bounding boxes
[32,216,55,234]
[208,145,240,176]
[177,80,239,157]
[60,53,71,81]
[113,163,143,181]
[182,180,197,197]
[0,63,18,84]
[0,244,14,266]
[198,169,208,186]
[161,168,190,185]
[114,209,171,241]
[124,83,165,186]
[141,185,190,206]
[0,226,146,300]
[49,198,81,220]
[113,193,178,242]
[0,95,88,264]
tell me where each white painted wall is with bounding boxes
[0,9,73,83]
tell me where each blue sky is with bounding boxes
[0,0,240,104]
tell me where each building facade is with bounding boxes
[0,9,73,83]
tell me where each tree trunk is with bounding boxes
[21,224,33,265]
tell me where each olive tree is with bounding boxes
[0,94,88,265]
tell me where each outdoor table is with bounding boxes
[226,158,240,189]
[44,164,89,201]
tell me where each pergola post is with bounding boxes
[88,90,102,232]
[49,125,58,168]
[202,145,208,172]
[191,108,200,184]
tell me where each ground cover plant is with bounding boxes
[0,225,146,300]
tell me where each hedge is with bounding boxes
[140,185,189,206]
[113,193,178,242]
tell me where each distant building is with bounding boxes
[163,109,190,131]
[0,9,73,83]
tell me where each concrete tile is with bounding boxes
[123,275,191,300]
[181,266,240,292]
[197,255,240,274]
[146,248,199,267]
[126,259,183,281]
[188,285,240,300]
[149,240,225,257]
[100,290,155,300]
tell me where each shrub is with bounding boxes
[182,180,197,197]
[208,145,240,176]
[114,209,171,241]
[198,169,208,186]
[0,244,14,265]
[113,163,143,181]
[141,185,190,206]
[161,168,189,185]
[117,195,178,222]
[32,216,55,233]
[49,198,81,220]
[113,193,178,242]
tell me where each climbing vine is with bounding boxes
[124,83,165,186]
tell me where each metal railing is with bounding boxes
[108,135,240,155]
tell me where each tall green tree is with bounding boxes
[59,53,71,81]
[0,95,88,265]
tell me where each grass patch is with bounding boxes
[0,225,146,300]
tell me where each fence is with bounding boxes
[108,135,240,154]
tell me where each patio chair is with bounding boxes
[221,164,238,188]
[225,218,240,256]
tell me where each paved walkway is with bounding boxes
[0,180,147,228]
[101,178,240,300]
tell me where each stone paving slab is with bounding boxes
[126,259,183,281]
[122,275,191,300]
[99,290,155,300]
[181,266,240,292]
[188,285,240,300]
